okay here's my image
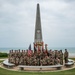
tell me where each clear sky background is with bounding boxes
[0,0,75,48]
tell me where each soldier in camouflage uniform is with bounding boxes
[29,56,32,65]
[60,50,63,65]
[54,57,60,65]
[19,56,23,65]
[55,50,58,59]
[64,49,69,63]
[23,56,26,65]
[50,56,54,65]
[49,49,52,56]
[40,58,43,66]
[8,49,68,66]
[15,56,19,65]
[27,56,30,65]
[36,58,39,66]
[46,56,50,65]
[33,58,37,66]
[42,58,46,66]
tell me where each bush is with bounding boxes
[0,52,8,57]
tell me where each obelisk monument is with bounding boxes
[34,4,44,52]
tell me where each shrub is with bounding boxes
[0,52,8,57]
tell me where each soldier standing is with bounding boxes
[64,49,69,63]
[55,50,58,59]
[60,50,63,65]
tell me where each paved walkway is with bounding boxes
[0,63,75,72]
[0,58,7,60]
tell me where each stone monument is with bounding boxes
[34,4,44,53]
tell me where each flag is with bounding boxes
[28,50,32,56]
[28,44,31,50]
[34,43,37,52]
[34,46,37,51]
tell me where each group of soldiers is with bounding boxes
[8,49,69,66]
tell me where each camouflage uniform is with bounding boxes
[55,50,58,59]
[60,50,63,65]
[49,56,54,65]
[26,57,30,65]
[19,56,23,65]
[42,58,46,66]
[40,59,43,66]
[36,58,39,66]
[15,57,19,65]
[64,49,68,63]
[23,57,26,65]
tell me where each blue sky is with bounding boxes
[0,0,75,48]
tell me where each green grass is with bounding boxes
[69,58,75,61]
[0,67,75,75]
[0,60,4,63]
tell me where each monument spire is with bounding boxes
[34,4,44,52]
[34,3,43,43]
